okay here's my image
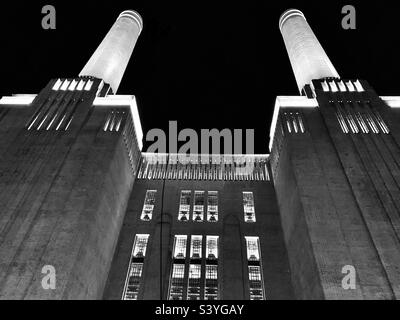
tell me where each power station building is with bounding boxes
[0,8,400,300]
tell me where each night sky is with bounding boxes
[1,1,399,153]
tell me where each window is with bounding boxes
[187,264,202,300]
[173,235,187,259]
[207,191,218,222]
[169,264,185,300]
[140,190,157,221]
[205,236,219,300]
[205,265,218,300]
[190,235,203,259]
[122,234,149,300]
[245,237,260,261]
[206,236,218,260]
[123,263,143,300]
[248,266,264,300]
[193,191,205,222]
[243,192,256,223]
[178,191,191,222]
[245,237,265,300]
[132,234,149,259]
[169,236,188,300]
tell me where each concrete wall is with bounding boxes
[0,79,140,299]
[270,81,400,299]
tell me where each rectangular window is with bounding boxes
[205,235,219,300]
[173,235,188,259]
[207,191,218,222]
[123,263,143,300]
[204,265,218,300]
[122,234,149,300]
[243,192,256,223]
[190,235,203,259]
[248,266,264,300]
[140,190,157,221]
[169,264,186,300]
[206,236,219,260]
[178,191,191,222]
[245,237,265,300]
[193,191,205,222]
[245,236,260,261]
[187,264,202,300]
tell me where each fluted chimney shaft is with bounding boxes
[79,10,143,94]
[279,9,340,94]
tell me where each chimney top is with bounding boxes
[118,10,143,33]
[279,9,305,31]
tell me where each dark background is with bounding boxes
[0,1,398,153]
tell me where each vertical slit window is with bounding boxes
[207,191,218,222]
[168,264,186,300]
[243,192,256,223]
[140,190,157,221]
[190,235,203,259]
[206,236,219,260]
[187,264,202,300]
[205,265,218,300]
[248,266,264,300]
[245,237,265,300]
[122,234,149,300]
[193,191,205,222]
[205,236,219,300]
[173,235,187,260]
[178,191,191,222]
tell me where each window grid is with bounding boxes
[173,235,187,259]
[123,263,143,300]
[168,235,219,301]
[122,234,149,300]
[205,265,218,300]
[243,192,256,223]
[169,264,186,300]
[190,235,203,259]
[206,236,219,260]
[178,191,191,222]
[248,266,264,300]
[245,237,265,300]
[207,191,218,222]
[193,191,205,222]
[140,190,157,221]
[187,264,202,300]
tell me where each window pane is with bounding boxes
[193,191,205,222]
[173,235,187,259]
[169,264,186,300]
[248,266,265,300]
[243,192,256,223]
[133,234,150,258]
[205,265,218,300]
[190,235,203,259]
[206,236,219,260]
[207,191,218,222]
[187,264,201,300]
[122,234,149,300]
[245,236,260,261]
[140,190,157,221]
[123,263,143,300]
[178,191,191,222]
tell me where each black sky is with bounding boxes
[1,1,399,153]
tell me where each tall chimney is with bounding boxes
[279,9,340,94]
[79,10,143,94]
